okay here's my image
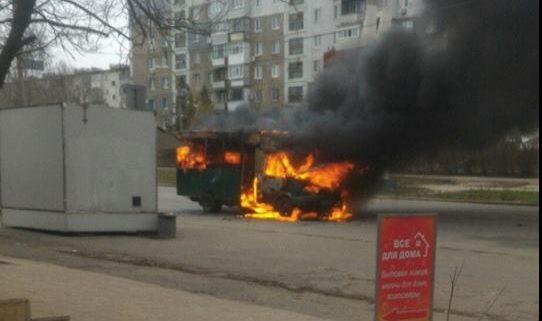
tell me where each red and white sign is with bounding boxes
[375,214,437,321]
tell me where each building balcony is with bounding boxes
[210,31,228,44]
[336,15,364,28]
[229,31,250,42]
[229,78,249,88]
[212,57,226,67]
[212,100,248,112]
[228,52,251,66]
[212,80,226,90]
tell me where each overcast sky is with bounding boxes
[50,10,129,71]
[53,35,129,70]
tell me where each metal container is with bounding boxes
[0,104,158,233]
[157,212,177,239]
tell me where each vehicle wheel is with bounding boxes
[275,195,294,217]
[200,194,223,213]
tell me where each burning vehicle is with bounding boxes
[175,131,247,213]
[175,131,357,221]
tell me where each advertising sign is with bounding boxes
[375,214,437,321]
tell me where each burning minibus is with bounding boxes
[175,131,355,221]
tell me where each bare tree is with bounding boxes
[0,0,231,89]
[446,261,465,321]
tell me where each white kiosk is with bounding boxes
[0,104,158,232]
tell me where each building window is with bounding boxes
[290,0,304,5]
[256,0,262,6]
[147,99,155,111]
[288,62,303,79]
[233,0,244,9]
[209,1,224,17]
[160,97,168,109]
[288,86,303,103]
[212,44,226,59]
[194,52,201,64]
[254,18,262,32]
[213,68,226,82]
[230,88,243,101]
[272,41,281,54]
[254,65,263,80]
[229,42,245,55]
[229,18,249,33]
[313,35,322,47]
[336,27,360,40]
[272,88,280,101]
[314,8,321,22]
[271,15,281,30]
[175,32,186,48]
[215,90,226,103]
[341,0,364,15]
[254,42,263,56]
[255,89,263,102]
[228,64,246,79]
[213,22,228,33]
[149,78,155,90]
[175,54,187,70]
[190,7,201,20]
[148,57,155,69]
[289,12,304,31]
[289,38,303,55]
[272,64,280,78]
[401,20,415,30]
[161,77,169,89]
[177,75,187,89]
[313,60,321,73]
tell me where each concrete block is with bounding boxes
[157,213,177,239]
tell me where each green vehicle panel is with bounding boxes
[177,166,242,207]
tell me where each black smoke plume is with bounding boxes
[200,0,539,196]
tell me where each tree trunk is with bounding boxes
[0,0,37,89]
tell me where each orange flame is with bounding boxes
[176,145,206,170]
[224,151,241,165]
[263,152,355,194]
[241,177,321,222]
[242,152,355,222]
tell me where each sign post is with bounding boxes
[375,214,437,321]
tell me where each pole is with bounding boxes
[16,56,27,106]
[224,55,229,112]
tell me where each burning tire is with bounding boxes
[274,195,294,217]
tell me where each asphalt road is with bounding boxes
[0,187,538,321]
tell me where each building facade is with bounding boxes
[130,0,423,127]
[0,65,132,109]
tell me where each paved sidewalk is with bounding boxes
[0,256,339,321]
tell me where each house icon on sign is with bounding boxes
[414,232,431,258]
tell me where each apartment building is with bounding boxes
[361,0,425,44]
[0,65,131,109]
[131,0,422,125]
